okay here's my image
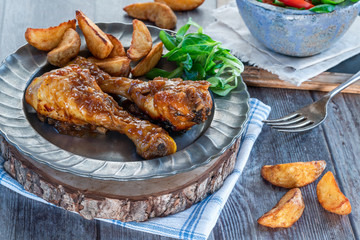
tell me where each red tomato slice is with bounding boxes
[278,0,315,9]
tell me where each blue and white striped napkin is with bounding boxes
[0,98,270,240]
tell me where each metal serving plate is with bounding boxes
[0,22,250,181]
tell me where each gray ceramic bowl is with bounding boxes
[236,0,360,57]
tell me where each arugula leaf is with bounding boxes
[177,18,203,37]
[146,66,183,79]
[273,0,286,6]
[309,3,335,12]
[182,53,193,71]
[159,31,176,51]
[154,18,244,96]
[321,0,345,4]
[311,0,322,5]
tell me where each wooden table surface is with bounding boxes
[1,0,359,239]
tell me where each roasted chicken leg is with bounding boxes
[25,64,176,159]
[72,56,213,131]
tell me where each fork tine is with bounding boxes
[271,120,312,129]
[277,123,319,133]
[266,116,306,126]
[263,113,299,123]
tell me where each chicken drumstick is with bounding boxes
[25,64,176,159]
[72,57,213,132]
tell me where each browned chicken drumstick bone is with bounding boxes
[72,57,213,131]
[25,64,177,159]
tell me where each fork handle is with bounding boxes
[325,70,360,99]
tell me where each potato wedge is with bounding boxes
[127,20,153,61]
[131,42,163,77]
[317,171,351,215]
[261,160,326,188]
[258,188,305,228]
[88,56,131,77]
[47,28,81,67]
[76,10,113,59]
[154,0,205,11]
[25,19,76,51]
[123,2,177,30]
[106,34,126,58]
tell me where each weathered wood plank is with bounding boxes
[0,185,98,240]
[242,67,360,94]
[0,185,18,240]
[329,53,360,74]
[210,87,356,239]
[315,91,360,237]
[98,221,176,240]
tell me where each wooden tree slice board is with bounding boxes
[0,135,240,222]
[243,66,360,94]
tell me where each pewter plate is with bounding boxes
[0,22,250,181]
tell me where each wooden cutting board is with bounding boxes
[242,66,360,94]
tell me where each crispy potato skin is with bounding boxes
[88,56,131,77]
[107,34,126,57]
[131,42,163,77]
[258,188,305,228]
[127,20,153,61]
[123,2,177,29]
[317,171,351,215]
[25,19,76,51]
[154,0,205,11]
[261,160,326,188]
[76,10,113,59]
[47,28,81,67]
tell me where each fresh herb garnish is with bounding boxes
[309,3,336,12]
[273,0,286,6]
[321,0,345,4]
[146,19,244,96]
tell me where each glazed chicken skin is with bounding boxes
[25,64,176,159]
[107,77,213,131]
[72,56,213,131]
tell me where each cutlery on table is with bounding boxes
[264,70,360,132]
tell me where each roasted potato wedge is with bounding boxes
[317,171,351,215]
[261,160,326,188]
[88,56,131,77]
[155,0,205,11]
[258,188,305,228]
[131,42,163,77]
[25,19,76,51]
[76,10,113,59]
[127,20,153,61]
[123,2,177,30]
[107,34,126,57]
[47,28,81,67]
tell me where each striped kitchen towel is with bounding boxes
[0,98,270,240]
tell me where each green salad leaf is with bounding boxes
[309,3,335,12]
[273,0,286,6]
[311,0,322,5]
[321,0,345,4]
[146,18,244,96]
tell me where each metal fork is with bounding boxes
[264,70,360,132]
